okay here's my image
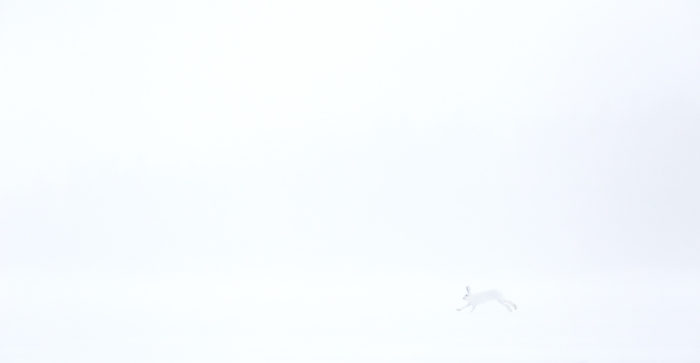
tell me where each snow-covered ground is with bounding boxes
[2,0,699,362]
[2,265,699,362]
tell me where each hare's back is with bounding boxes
[476,289,503,301]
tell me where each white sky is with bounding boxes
[1,0,700,362]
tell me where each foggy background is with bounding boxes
[1,0,699,362]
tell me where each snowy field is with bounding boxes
[2,0,700,362]
[2,265,699,362]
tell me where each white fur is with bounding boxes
[456,286,517,312]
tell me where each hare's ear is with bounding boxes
[465,286,471,295]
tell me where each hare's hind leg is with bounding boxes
[498,299,516,312]
[501,300,518,310]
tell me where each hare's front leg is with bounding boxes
[457,302,472,311]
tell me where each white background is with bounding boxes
[1,0,699,362]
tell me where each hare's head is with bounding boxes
[462,285,471,300]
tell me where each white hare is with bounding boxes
[456,285,517,312]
